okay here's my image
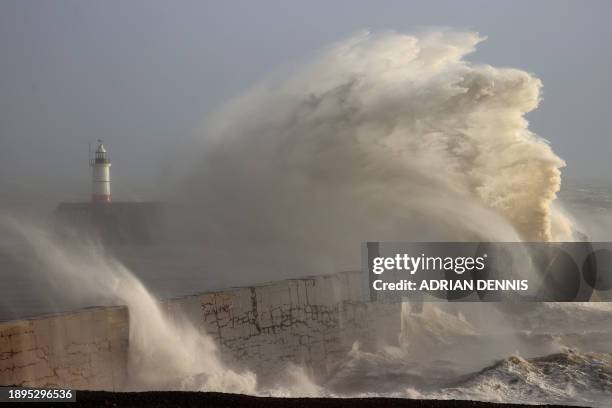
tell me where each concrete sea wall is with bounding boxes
[0,307,129,390]
[0,271,401,390]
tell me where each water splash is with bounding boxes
[167,30,573,285]
[0,215,258,393]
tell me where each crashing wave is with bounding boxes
[434,350,612,406]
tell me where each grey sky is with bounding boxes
[0,0,610,209]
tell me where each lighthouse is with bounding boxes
[56,139,162,244]
[90,140,112,204]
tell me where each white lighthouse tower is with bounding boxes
[90,140,112,204]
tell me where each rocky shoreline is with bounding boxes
[67,391,580,408]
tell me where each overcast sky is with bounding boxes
[1,0,610,208]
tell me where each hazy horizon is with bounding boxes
[1,1,611,212]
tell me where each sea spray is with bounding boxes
[0,215,258,393]
[165,31,585,396]
[166,30,573,284]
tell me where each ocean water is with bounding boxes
[316,182,612,406]
[131,182,612,406]
[558,180,612,242]
[323,302,612,407]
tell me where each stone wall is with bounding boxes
[165,271,401,378]
[0,306,128,390]
[0,271,401,390]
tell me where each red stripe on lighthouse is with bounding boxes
[92,194,111,204]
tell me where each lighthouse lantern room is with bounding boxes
[90,140,112,204]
